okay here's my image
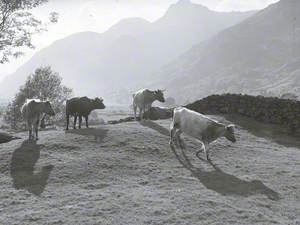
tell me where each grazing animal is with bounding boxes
[66,97,105,130]
[132,89,165,120]
[21,99,55,140]
[170,107,236,161]
[0,132,21,144]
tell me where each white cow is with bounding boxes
[21,99,55,140]
[133,89,165,120]
[170,107,236,161]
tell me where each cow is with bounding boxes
[21,99,55,140]
[66,97,105,130]
[170,107,236,161]
[132,89,165,120]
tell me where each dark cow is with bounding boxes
[66,97,105,130]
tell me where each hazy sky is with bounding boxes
[0,0,279,79]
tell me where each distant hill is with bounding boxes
[155,0,300,103]
[0,0,254,103]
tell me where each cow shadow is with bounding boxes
[224,114,300,148]
[10,140,54,196]
[171,145,280,200]
[66,128,108,143]
[139,120,170,137]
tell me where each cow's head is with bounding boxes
[93,97,105,109]
[154,89,165,103]
[44,101,55,116]
[224,124,236,143]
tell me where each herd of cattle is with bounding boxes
[13,88,237,161]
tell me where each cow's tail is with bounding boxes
[65,100,69,115]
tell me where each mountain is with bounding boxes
[156,0,300,103]
[0,0,255,103]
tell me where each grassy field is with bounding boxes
[0,112,299,225]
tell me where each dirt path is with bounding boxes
[0,118,299,225]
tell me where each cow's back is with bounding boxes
[21,99,40,120]
[133,89,151,107]
[66,97,92,116]
[174,107,218,139]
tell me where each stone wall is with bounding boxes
[185,94,300,132]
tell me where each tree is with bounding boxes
[4,66,73,129]
[0,0,57,63]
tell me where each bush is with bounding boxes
[4,66,73,129]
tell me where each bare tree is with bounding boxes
[0,0,57,63]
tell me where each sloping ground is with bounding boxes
[0,118,299,225]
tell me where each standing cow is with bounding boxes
[21,99,55,140]
[170,107,236,161]
[66,97,105,130]
[132,89,165,120]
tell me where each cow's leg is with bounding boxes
[133,104,137,120]
[73,115,77,129]
[175,129,184,148]
[205,145,211,161]
[144,104,150,120]
[85,116,89,128]
[79,116,82,129]
[28,122,32,140]
[66,113,69,130]
[35,119,39,140]
[139,107,143,120]
[169,123,176,146]
[196,142,209,161]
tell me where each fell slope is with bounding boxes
[0,116,299,225]
[157,0,300,103]
[0,0,255,102]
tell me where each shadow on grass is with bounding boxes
[171,145,280,200]
[139,120,170,136]
[66,128,108,143]
[224,114,300,149]
[10,140,54,196]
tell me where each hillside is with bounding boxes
[0,0,254,102]
[156,0,300,103]
[0,114,299,224]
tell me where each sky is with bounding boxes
[0,0,279,80]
